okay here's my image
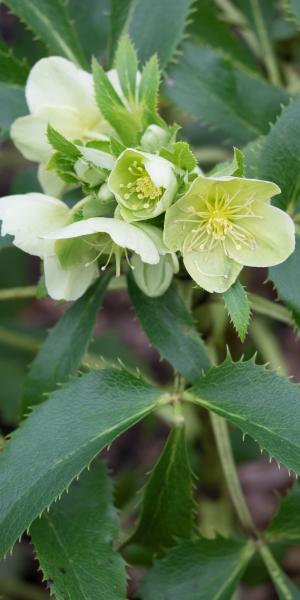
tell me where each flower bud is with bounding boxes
[140,125,170,152]
[74,158,106,187]
[131,253,178,297]
[98,183,115,203]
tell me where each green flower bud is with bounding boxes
[74,158,106,187]
[140,125,170,152]
[131,253,178,297]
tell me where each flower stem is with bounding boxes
[210,412,256,533]
[0,286,37,301]
[249,0,281,86]
[259,544,294,599]
[248,293,292,325]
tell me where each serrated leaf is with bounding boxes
[115,35,138,105]
[139,537,254,600]
[0,43,29,85]
[0,367,163,558]
[131,424,194,551]
[109,0,194,68]
[138,54,160,116]
[31,460,127,600]
[2,0,86,67]
[266,483,300,543]
[223,280,250,342]
[127,275,211,383]
[163,44,288,146]
[92,58,141,146]
[269,234,300,329]
[210,147,245,177]
[47,125,81,160]
[245,96,300,210]
[0,82,26,141]
[187,357,300,475]
[23,272,111,410]
[68,0,110,63]
[190,0,258,71]
[286,0,300,27]
[160,141,197,171]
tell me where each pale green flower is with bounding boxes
[131,224,179,297]
[108,148,177,222]
[0,193,98,301]
[44,216,161,280]
[164,175,295,293]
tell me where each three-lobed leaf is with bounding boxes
[31,460,127,600]
[223,280,251,342]
[187,357,300,475]
[23,272,111,410]
[0,367,164,558]
[139,537,254,599]
[127,276,211,383]
[131,424,194,550]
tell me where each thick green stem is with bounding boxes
[0,286,37,301]
[210,412,256,533]
[249,0,281,86]
[0,578,49,600]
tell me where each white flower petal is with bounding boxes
[183,244,243,293]
[0,193,69,256]
[10,115,52,162]
[44,255,98,301]
[26,57,99,126]
[107,69,141,109]
[44,217,160,264]
[144,154,175,189]
[77,146,115,170]
[38,164,66,198]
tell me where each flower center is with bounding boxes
[119,161,163,210]
[182,190,259,254]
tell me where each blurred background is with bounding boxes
[1,1,300,598]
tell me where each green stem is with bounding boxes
[251,318,289,376]
[248,293,292,325]
[259,545,294,599]
[249,0,281,86]
[0,579,49,600]
[209,412,256,533]
[0,286,37,301]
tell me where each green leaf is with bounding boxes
[268,234,300,328]
[187,357,300,475]
[160,142,197,171]
[266,483,300,543]
[127,276,211,383]
[47,125,81,159]
[163,44,288,146]
[223,280,251,342]
[190,0,258,71]
[92,58,141,146]
[245,96,300,210]
[68,0,110,63]
[0,367,163,558]
[138,54,161,116]
[259,545,300,599]
[0,43,29,85]
[2,0,86,67]
[286,0,300,27]
[31,460,127,600]
[131,424,194,550]
[139,537,254,600]
[211,147,245,177]
[115,35,138,105]
[23,272,111,410]
[0,82,26,141]
[109,0,194,68]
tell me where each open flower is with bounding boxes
[10,57,122,195]
[108,149,177,222]
[164,175,295,293]
[0,192,99,300]
[130,224,179,297]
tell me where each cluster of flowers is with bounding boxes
[0,51,295,301]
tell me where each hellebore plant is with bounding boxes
[1,20,300,600]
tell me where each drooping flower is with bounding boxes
[10,57,125,195]
[130,224,179,297]
[108,148,177,222]
[164,175,295,293]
